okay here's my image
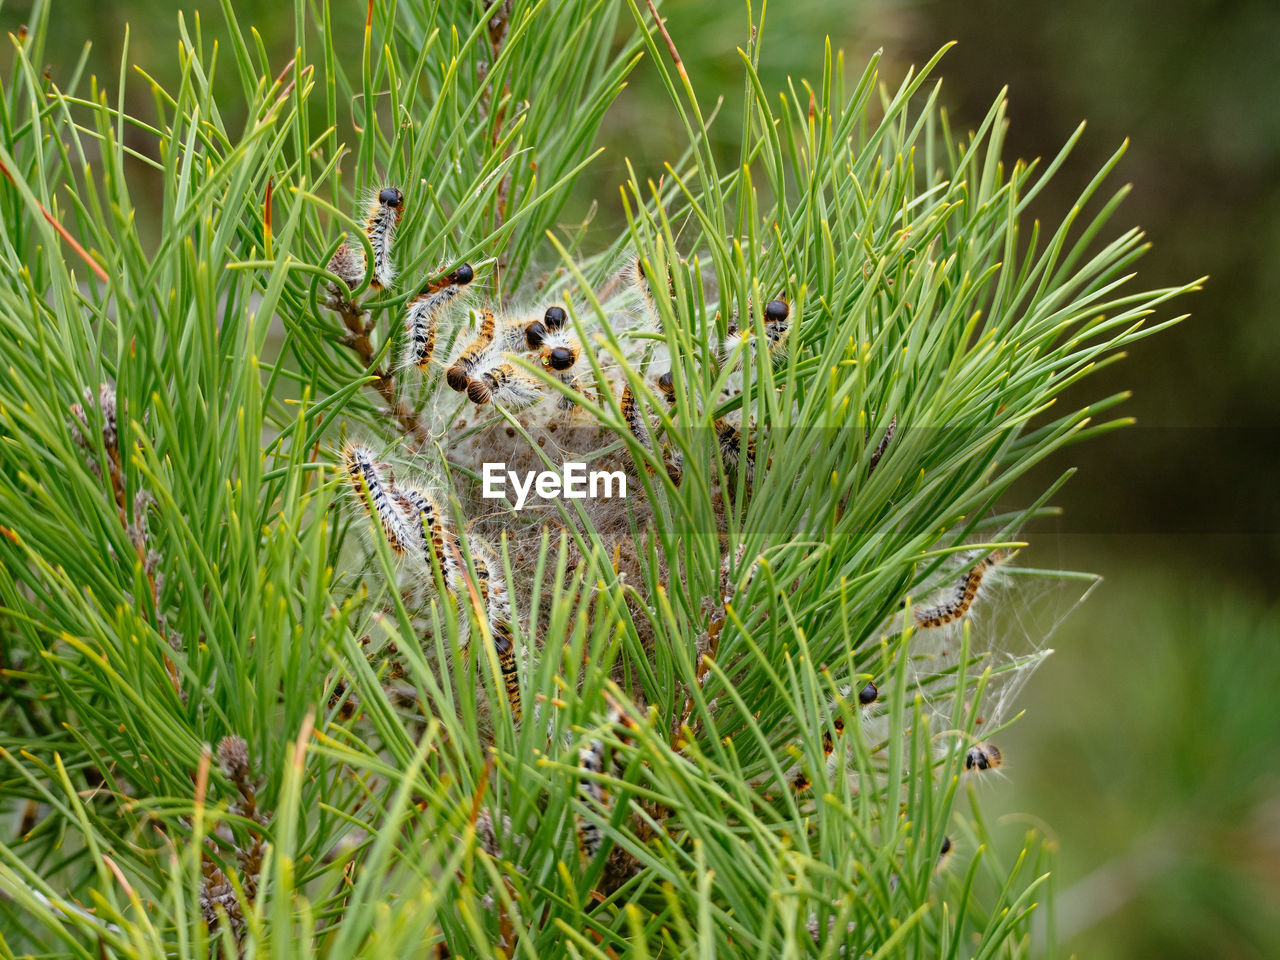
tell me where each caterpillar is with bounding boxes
[620,384,682,485]
[396,487,524,726]
[446,309,497,392]
[656,369,676,406]
[365,186,403,290]
[468,544,522,724]
[395,486,464,593]
[631,256,685,335]
[913,551,1003,629]
[791,712,847,793]
[341,443,413,554]
[964,742,1002,772]
[632,259,663,332]
[713,418,757,488]
[937,836,955,873]
[577,737,608,859]
[576,703,637,862]
[721,297,791,363]
[868,414,897,476]
[620,383,652,452]
[524,305,580,376]
[791,683,878,792]
[488,600,522,725]
[402,264,474,373]
[466,362,543,408]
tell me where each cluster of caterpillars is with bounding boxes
[783,549,1010,795]
[623,260,798,491]
[323,185,1008,878]
[912,550,1007,780]
[324,182,809,499]
[340,442,522,723]
[442,303,582,410]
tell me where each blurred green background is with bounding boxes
[3,0,1277,955]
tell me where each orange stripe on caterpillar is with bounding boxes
[913,551,1003,629]
[620,384,682,485]
[446,309,496,392]
[394,486,464,592]
[466,362,543,408]
[341,443,412,554]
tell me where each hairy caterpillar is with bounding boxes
[326,241,367,304]
[524,305,581,380]
[446,309,497,392]
[342,443,413,554]
[790,682,880,792]
[868,414,897,476]
[395,486,464,592]
[365,187,404,290]
[576,703,637,861]
[463,542,522,724]
[964,742,1002,772]
[913,551,1003,629]
[620,384,682,486]
[466,362,543,409]
[714,418,757,488]
[721,297,791,362]
[402,264,474,372]
[937,836,955,873]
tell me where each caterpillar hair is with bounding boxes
[463,542,492,608]
[395,486,464,593]
[468,543,522,724]
[964,741,1002,772]
[620,383,653,454]
[546,371,587,412]
[577,737,608,859]
[663,447,684,486]
[937,836,955,873]
[341,443,413,554]
[620,383,681,484]
[913,550,1003,629]
[446,308,497,392]
[489,599,522,725]
[631,258,667,333]
[656,370,676,406]
[761,297,791,350]
[576,703,637,861]
[365,186,404,290]
[466,362,544,408]
[792,709,848,792]
[521,306,580,393]
[722,297,791,362]
[714,418,757,487]
[402,264,474,372]
[522,305,568,349]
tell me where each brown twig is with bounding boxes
[327,292,433,449]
